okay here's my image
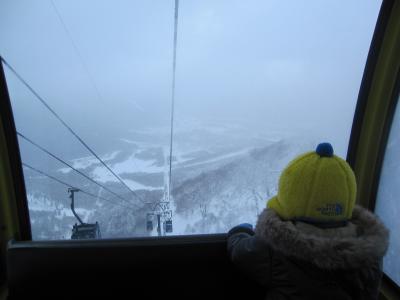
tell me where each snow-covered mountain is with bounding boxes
[22,122,317,240]
[171,139,314,234]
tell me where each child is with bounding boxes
[227,143,389,300]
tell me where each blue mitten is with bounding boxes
[228,223,255,236]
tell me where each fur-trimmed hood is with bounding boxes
[255,205,389,270]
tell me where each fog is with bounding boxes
[0,0,381,159]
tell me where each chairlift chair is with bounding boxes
[146,220,154,231]
[71,222,101,239]
[165,220,173,233]
[68,188,101,239]
[146,213,154,231]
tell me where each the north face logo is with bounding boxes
[316,203,343,216]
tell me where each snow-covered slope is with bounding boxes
[171,139,313,234]
[23,122,318,240]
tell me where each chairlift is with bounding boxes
[146,214,154,231]
[146,220,153,231]
[146,213,154,231]
[165,220,173,233]
[72,222,101,239]
[68,188,101,239]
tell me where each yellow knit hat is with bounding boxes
[267,143,356,222]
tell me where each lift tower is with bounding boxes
[146,201,173,237]
[146,0,179,236]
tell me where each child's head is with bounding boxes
[267,143,356,224]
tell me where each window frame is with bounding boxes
[345,0,400,296]
[368,69,400,293]
[0,57,31,288]
[368,70,400,211]
[347,0,400,211]
[0,58,31,241]
[346,0,395,169]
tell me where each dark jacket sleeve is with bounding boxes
[359,259,383,300]
[227,231,272,287]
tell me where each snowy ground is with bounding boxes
[24,121,321,240]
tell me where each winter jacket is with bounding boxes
[227,205,389,300]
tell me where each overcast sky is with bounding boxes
[0,0,382,157]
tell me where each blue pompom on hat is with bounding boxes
[316,142,334,157]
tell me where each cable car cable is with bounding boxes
[17,131,136,207]
[22,162,139,210]
[49,0,105,118]
[49,1,146,201]
[0,57,145,204]
[147,0,179,235]
[168,0,179,203]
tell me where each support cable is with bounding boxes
[168,0,179,203]
[22,162,137,210]
[49,0,105,109]
[0,57,145,204]
[50,0,146,203]
[17,131,138,208]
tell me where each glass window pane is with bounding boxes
[0,0,381,240]
[375,93,400,287]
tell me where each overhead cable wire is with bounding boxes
[49,0,105,107]
[0,57,145,204]
[168,0,179,203]
[48,1,146,204]
[22,162,137,210]
[17,131,139,208]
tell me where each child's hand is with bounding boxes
[228,223,255,236]
[238,223,253,230]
